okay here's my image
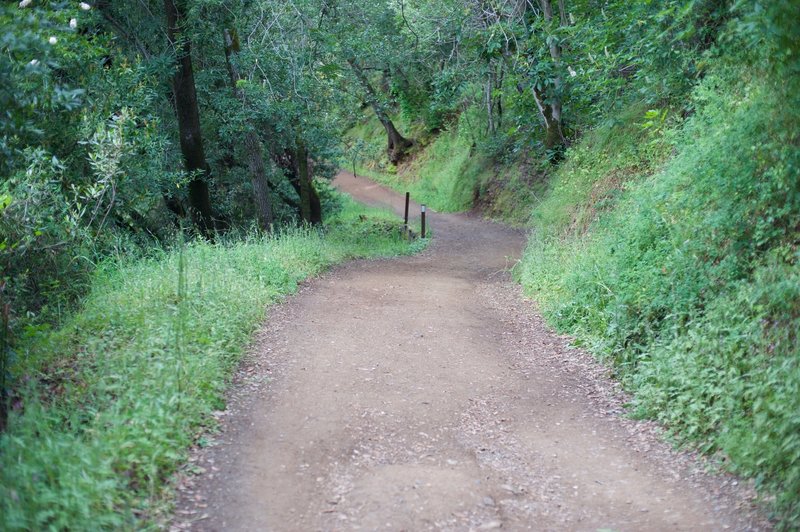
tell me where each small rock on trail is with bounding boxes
[173,172,767,531]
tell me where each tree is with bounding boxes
[318,0,414,164]
[163,0,215,235]
[347,58,412,164]
[287,140,323,225]
[222,28,274,230]
[536,0,567,149]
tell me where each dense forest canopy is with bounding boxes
[1,0,799,527]
[2,0,796,325]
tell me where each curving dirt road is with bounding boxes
[173,172,766,531]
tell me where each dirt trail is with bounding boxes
[174,172,765,531]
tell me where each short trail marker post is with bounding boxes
[404,192,410,227]
[421,204,426,238]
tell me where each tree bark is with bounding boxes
[515,76,561,151]
[164,0,214,235]
[486,70,495,134]
[223,28,274,231]
[294,141,322,225]
[283,147,322,225]
[347,58,412,164]
[557,0,568,27]
[538,0,566,149]
[486,59,504,135]
[296,142,312,223]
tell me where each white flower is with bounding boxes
[79,2,91,10]
[19,0,32,8]
[568,66,577,77]
[29,59,40,66]
[70,18,77,29]
[49,36,58,45]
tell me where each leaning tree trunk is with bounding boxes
[347,58,412,164]
[223,28,274,231]
[164,0,214,235]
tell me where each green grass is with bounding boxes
[517,68,800,524]
[372,128,477,212]
[0,195,425,530]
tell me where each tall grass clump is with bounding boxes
[518,33,800,525]
[0,196,423,530]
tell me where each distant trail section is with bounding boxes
[174,171,766,531]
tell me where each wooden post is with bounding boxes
[421,204,426,238]
[404,192,410,226]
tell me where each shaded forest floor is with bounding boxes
[173,173,768,531]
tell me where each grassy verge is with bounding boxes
[516,67,800,523]
[0,195,425,530]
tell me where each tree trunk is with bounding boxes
[538,0,566,149]
[486,71,495,134]
[495,62,504,128]
[539,89,562,150]
[223,28,274,231]
[284,147,322,225]
[486,59,504,135]
[294,141,322,225]
[164,0,214,235]
[347,58,412,164]
[296,142,312,223]
[516,77,561,152]
[557,0,569,26]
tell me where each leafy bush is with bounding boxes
[0,3,179,336]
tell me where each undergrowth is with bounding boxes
[0,195,424,530]
[517,63,800,524]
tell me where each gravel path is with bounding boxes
[172,172,767,531]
